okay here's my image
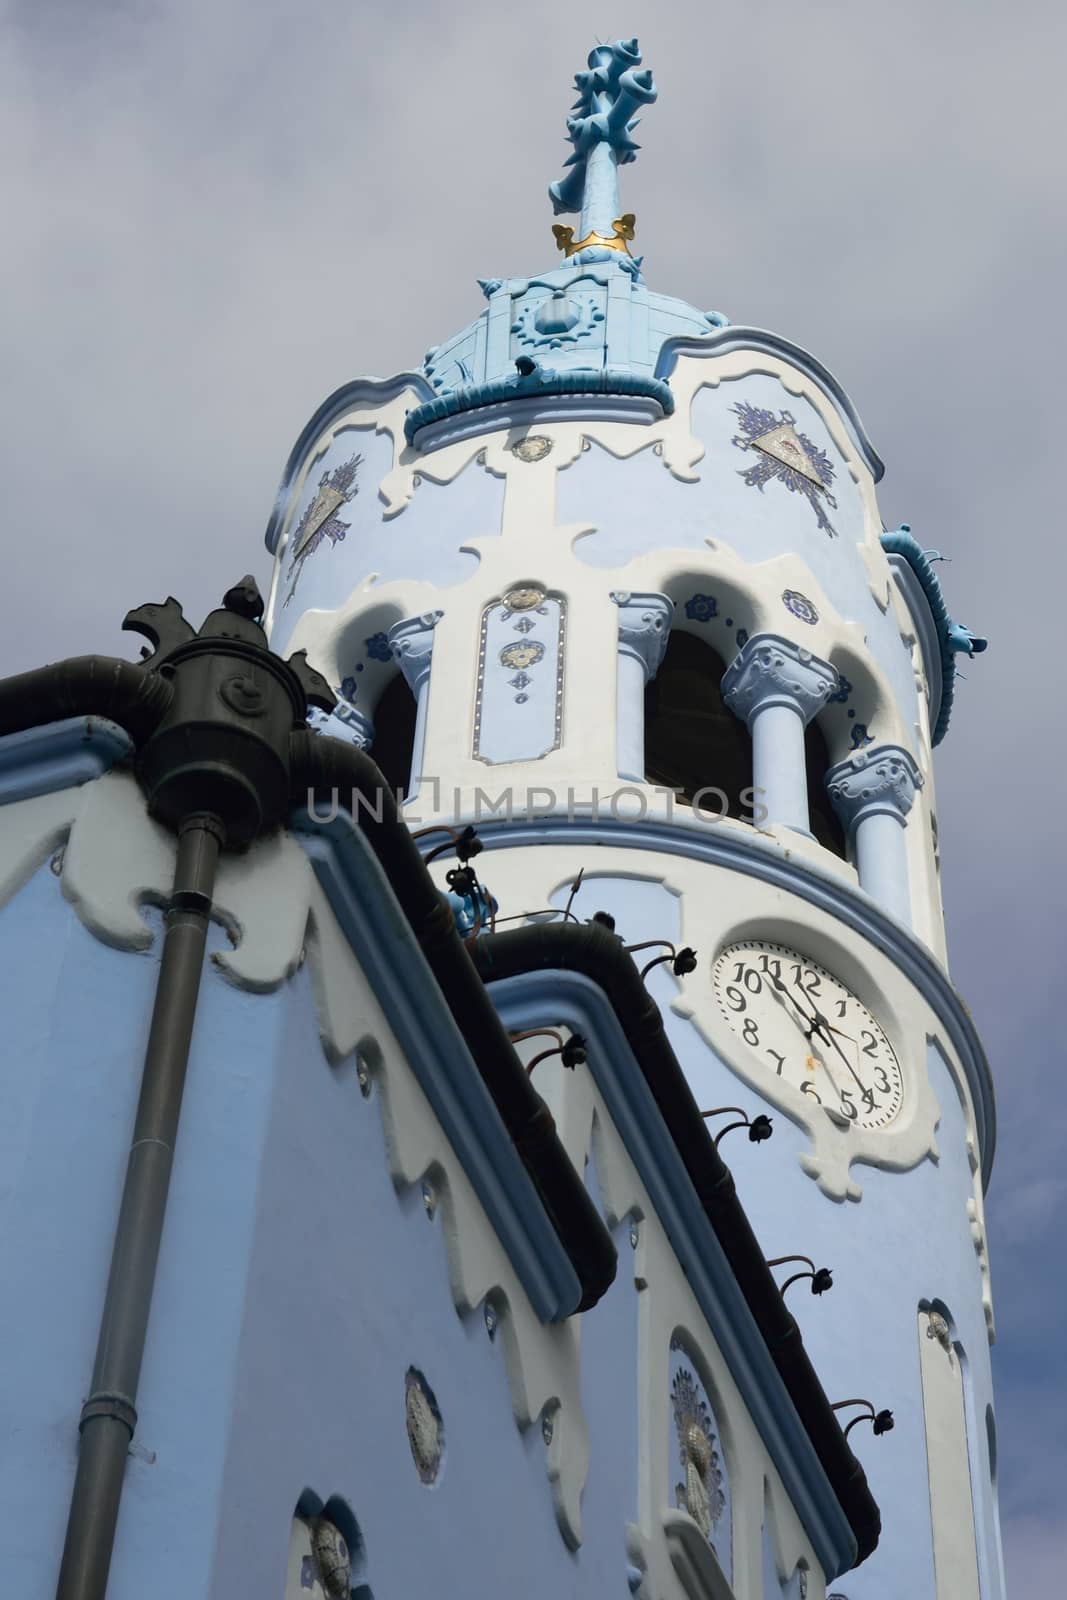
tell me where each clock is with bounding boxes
[712,940,904,1130]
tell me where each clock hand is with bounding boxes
[765,980,843,1090]
[777,980,868,1098]
[806,1005,869,1095]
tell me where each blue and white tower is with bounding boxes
[267,38,1003,1600]
[0,36,1004,1600]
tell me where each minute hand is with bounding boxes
[792,987,868,1094]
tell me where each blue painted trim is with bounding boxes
[428,816,995,1189]
[264,372,435,555]
[488,968,858,1582]
[410,393,664,454]
[405,368,674,446]
[0,717,133,805]
[294,811,583,1323]
[655,330,885,483]
[880,527,988,746]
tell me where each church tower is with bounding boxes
[266,37,1003,1600]
[0,36,1004,1600]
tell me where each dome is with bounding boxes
[406,40,729,444]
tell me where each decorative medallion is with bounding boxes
[684,593,719,623]
[782,589,819,626]
[828,672,852,703]
[405,1367,444,1486]
[510,434,554,462]
[670,1360,727,1548]
[283,452,362,606]
[500,640,545,672]
[365,631,392,663]
[926,1311,952,1352]
[850,722,875,749]
[731,402,837,535]
[513,289,607,350]
[308,1517,351,1599]
[503,585,546,611]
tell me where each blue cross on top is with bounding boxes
[549,38,657,272]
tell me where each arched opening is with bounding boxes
[368,673,417,796]
[644,631,753,821]
[805,720,846,858]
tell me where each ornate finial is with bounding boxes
[548,39,657,267]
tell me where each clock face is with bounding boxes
[712,940,904,1130]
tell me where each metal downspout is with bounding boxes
[55,814,224,1600]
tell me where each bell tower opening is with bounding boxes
[805,719,846,858]
[644,630,754,821]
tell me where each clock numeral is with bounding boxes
[758,954,783,982]
[838,1088,859,1121]
[861,1029,879,1058]
[724,985,746,1013]
[731,963,763,994]
[874,1064,892,1095]
[835,999,847,1019]
[766,1048,787,1076]
[861,1086,878,1113]
[791,964,822,998]
[800,1080,822,1104]
[742,1018,760,1046]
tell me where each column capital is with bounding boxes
[722,633,837,727]
[308,701,375,749]
[611,591,674,681]
[388,610,444,693]
[826,744,924,832]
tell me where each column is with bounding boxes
[721,634,837,832]
[308,703,375,749]
[388,610,443,804]
[826,744,924,922]
[611,591,674,781]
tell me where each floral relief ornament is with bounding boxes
[671,1365,725,1542]
[283,452,362,606]
[731,402,837,536]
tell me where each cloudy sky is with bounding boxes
[3,0,1063,1586]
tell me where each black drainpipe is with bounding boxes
[55,812,223,1600]
[47,580,336,1600]
[468,920,881,1568]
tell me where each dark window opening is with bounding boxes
[644,631,754,821]
[805,720,846,858]
[369,674,417,796]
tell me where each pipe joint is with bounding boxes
[78,1391,138,1439]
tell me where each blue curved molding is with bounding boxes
[489,968,859,1582]
[264,372,434,555]
[880,526,988,746]
[656,329,885,483]
[405,366,674,446]
[297,815,584,1321]
[427,815,995,1188]
[0,717,133,805]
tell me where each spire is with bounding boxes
[549,38,657,269]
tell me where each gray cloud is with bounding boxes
[3,0,1061,1583]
